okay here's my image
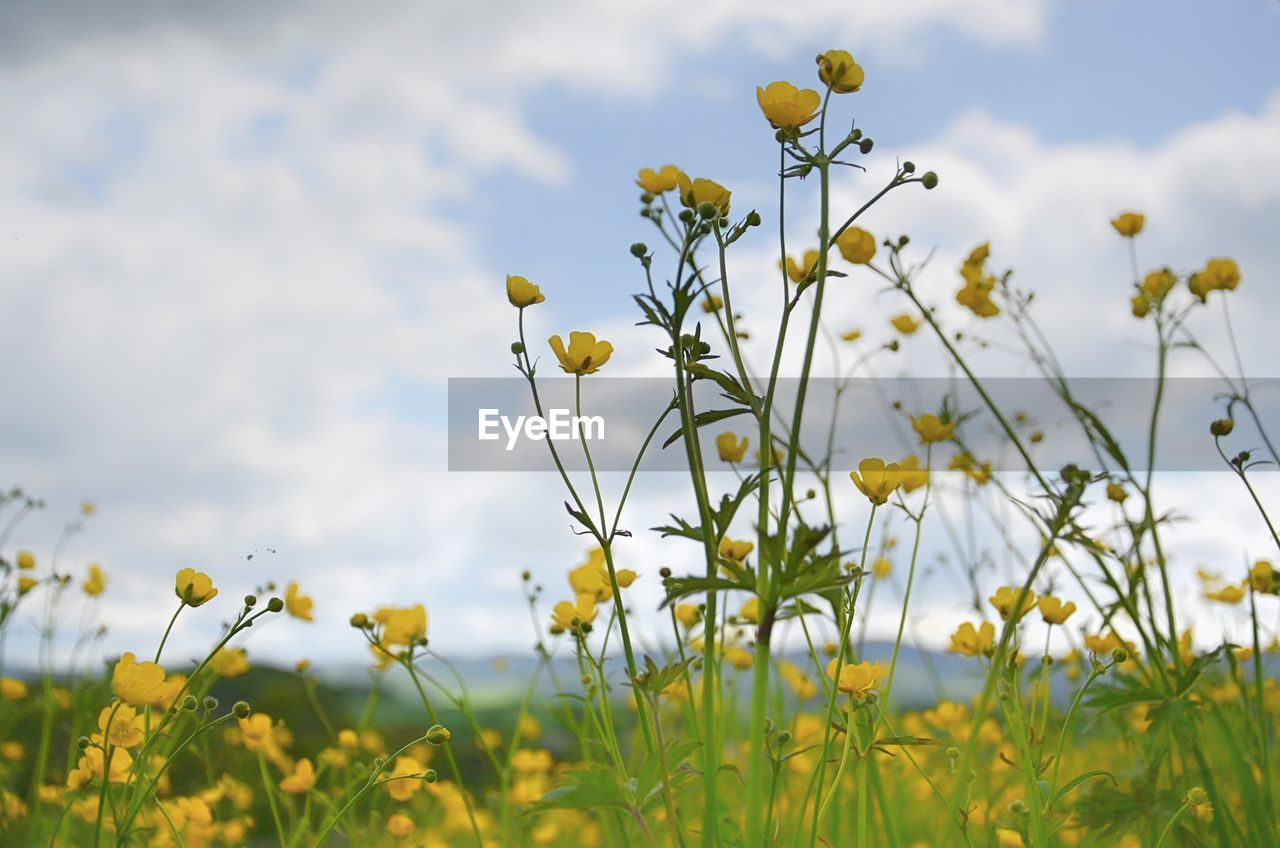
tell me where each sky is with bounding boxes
[2,0,1279,672]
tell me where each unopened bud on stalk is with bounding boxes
[233,701,251,718]
[426,725,452,746]
[202,696,218,711]
[630,242,648,258]
[922,171,939,189]
[511,342,524,356]
[1210,418,1234,437]
[182,695,199,711]
[350,613,368,628]
[267,597,284,613]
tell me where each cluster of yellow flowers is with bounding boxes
[1113,210,1242,316]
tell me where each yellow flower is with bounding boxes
[387,813,416,840]
[1141,268,1175,300]
[872,557,891,579]
[1206,584,1244,604]
[16,550,36,570]
[67,746,134,789]
[910,413,954,444]
[238,713,276,751]
[890,313,920,334]
[280,758,316,794]
[996,828,1025,848]
[211,647,250,678]
[338,728,359,750]
[1037,596,1077,625]
[550,594,598,635]
[1110,211,1144,237]
[849,458,902,505]
[949,621,995,657]
[777,660,817,700]
[989,586,1037,622]
[841,329,861,342]
[111,653,167,707]
[899,454,929,493]
[826,659,885,701]
[385,755,427,802]
[724,646,753,670]
[676,173,731,215]
[836,227,876,265]
[1189,257,1241,301]
[783,249,821,283]
[716,432,749,463]
[151,674,187,711]
[81,501,96,515]
[0,742,24,761]
[1,678,29,701]
[738,597,760,624]
[756,80,821,130]
[1106,482,1128,503]
[81,564,106,597]
[506,274,545,308]
[719,538,754,562]
[818,49,865,93]
[1249,560,1276,594]
[636,164,681,194]
[374,604,428,648]
[701,294,723,313]
[674,604,700,629]
[1187,786,1213,823]
[568,548,635,602]
[98,703,146,748]
[18,577,36,596]
[285,582,314,622]
[175,568,218,607]
[549,332,613,375]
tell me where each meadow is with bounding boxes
[2,50,1277,847]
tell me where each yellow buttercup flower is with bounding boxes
[738,597,761,624]
[175,568,218,607]
[989,586,1037,622]
[849,458,902,505]
[16,550,36,570]
[949,621,995,657]
[777,660,817,700]
[568,547,636,603]
[280,758,316,794]
[1187,786,1213,824]
[676,173,731,215]
[111,653,167,707]
[210,647,250,678]
[724,646,754,670]
[890,313,920,334]
[387,813,415,839]
[550,594,597,635]
[1106,482,1128,503]
[1110,211,1144,237]
[81,564,106,597]
[1206,584,1244,604]
[1189,257,1241,301]
[818,49,865,93]
[783,249,820,283]
[674,604,700,629]
[385,755,427,802]
[1249,560,1276,594]
[899,454,929,493]
[826,659,885,701]
[285,582,314,622]
[1141,268,1175,300]
[872,557,891,579]
[636,164,680,194]
[67,746,134,789]
[98,703,146,748]
[506,275,545,308]
[18,576,37,596]
[237,713,276,751]
[701,294,724,313]
[719,538,754,562]
[374,604,428,648]
[1037,596,1077,625]
[549,332,613,375]
[716,432,749,463]
[1,678,29,701]
[841,329,861,342]
[910,413,955,444]
[836,227,876,265]
[756,81,821,130]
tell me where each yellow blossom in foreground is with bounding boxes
[818,49,864,93]
[890,313,920,334]
[67,746,134,789]
[756,80,821,130]
[1038,596,1077,625]
[1110,211,1144,237]
[636,164,680,194]
[716,432,749,463]
[506,274,545,308]
[2,678,28,701]
[237,713,276,751]
[111,653,167,707]
[549,332,613,375]
[949,621,995,657]
[82,564,106,596]
[676,172,731,215]
[836,227,876,265]
[719,537,754,562]
[989,586,1037,622]
[151,673,187,711]
[280,758,316,794]
[285,582,314,621]
[211,647,250,678]
[849,458,902,505]
[98,703,147,748]
[568,548,636,602]
[387,813,415,839]
[783,249,820,283]
[175,568,218,607]
[826,659,885,701]
[16,550,35,570]
[910,413,955,444]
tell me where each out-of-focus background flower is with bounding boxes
[3,0,1278,666]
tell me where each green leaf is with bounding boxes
[530,763,632,813]
[662,407,752,449]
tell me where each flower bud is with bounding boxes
[426,724,452,746]
[697,201,718,219]
[521,570,531,581]
[1210,418,1234,437]
[746,211,762,227]
[678,209,694,223]
[182,695,199,711]
[630,242,648,258]
[244,595,257,608]
[776,730,792,745]
[350,613,368,628]
[921,171,939,190]
[1111,648,1128,664]
[659,567,671,578]
[267,597,284,613]
[233,701,251,718]
[858,138,874,154]
[423,769,438,784]
[77,736,91,750]
[511,342,524,356]
[203,696,219,711]
[902,161,915,174]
